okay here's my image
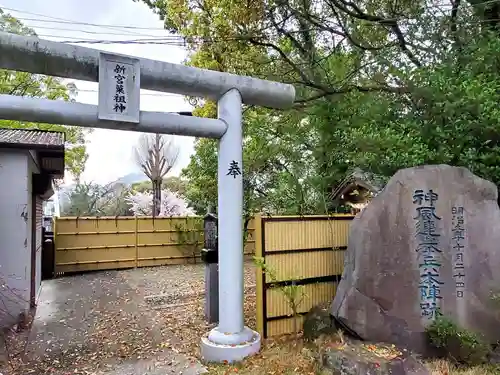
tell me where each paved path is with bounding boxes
[11,270,207,375]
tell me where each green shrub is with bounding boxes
[426,316,491,366]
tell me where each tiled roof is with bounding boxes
[329,168,385,202]
[0,128,65,149]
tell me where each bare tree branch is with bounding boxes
[325,0,422,67]
[134,133,180,216]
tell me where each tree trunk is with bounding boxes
[152,178,162,216]
[156,179,162,216]
[152,180,157,217]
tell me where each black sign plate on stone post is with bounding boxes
[202,213,218,263]
[202,213,219,323]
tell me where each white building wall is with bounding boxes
[0,150,30,327]
[35,196,43,299]
[27,151,41,301]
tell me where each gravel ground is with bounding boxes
[122,261,257,357]
[0,262,257,374]
[124,261,256,299]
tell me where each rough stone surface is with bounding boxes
[303,303,336,341]
[331,165,500,354]
[488,345,500,365]
[317,339,430,375]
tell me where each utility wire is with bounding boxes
[0,5,188,45]
[0,6,167,31]
[35,35,188,45]
[10,16,168,30]
[0,5,155,37]
[18,25,171,38]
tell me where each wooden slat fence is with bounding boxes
[254,214,354,338]
[54,216,255,273]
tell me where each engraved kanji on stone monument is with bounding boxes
[413,189,443,320]
[451,206,466,298]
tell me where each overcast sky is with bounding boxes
[1,0,194,184]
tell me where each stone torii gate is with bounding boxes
[0,31,295,362]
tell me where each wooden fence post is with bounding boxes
[254,213,264,336]
[53,217,58,275]
[134,216,138,268]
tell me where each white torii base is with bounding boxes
[201,327,261,363]
[199,89,261,363]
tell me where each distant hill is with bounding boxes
[117,172,148,185]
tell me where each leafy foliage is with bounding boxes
[254,256,306,336]
[426,316,492,366]
[183,110,320,215]
[131,176,188,196]
[173,218,204,263]
[60,182,133,216]
[139,0,500,214]
[0,8,90,180]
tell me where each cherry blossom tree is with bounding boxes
[126,189,195,216]
[134,134,179,216]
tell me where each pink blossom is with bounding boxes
[126,189,195,216]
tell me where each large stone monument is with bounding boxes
[331,165,500,353]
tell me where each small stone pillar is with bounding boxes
[201,212,218,323]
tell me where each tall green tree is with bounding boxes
[0,8,91,181]
[141,0,500,212]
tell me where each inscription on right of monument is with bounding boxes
[451,206,466,298]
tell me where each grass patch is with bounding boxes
[426,359,499,375]
[205,335,317,374]
[203,335,500,375]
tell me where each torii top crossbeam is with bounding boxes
[0,32,295,109]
